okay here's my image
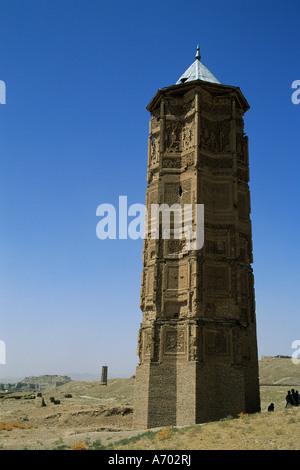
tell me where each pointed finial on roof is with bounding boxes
[195,44,201,60]
[175,44,220,85]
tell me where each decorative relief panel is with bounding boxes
[164,118,196,153]
[143,329,153,357]
[240,269,248,297]
[146,239,157,263]
[200,179,232,211]
[238,191,249,219]
[183,98,195,115]
[150,117,160,133]
[239,236,248,264]
[162,153,195,170]
[166,263,188,290]
[182,118,195,151]
[165,121,182,152]
[237,167,248,183]
[146,190,158,239]
[149,135,160,165]
[163,326,186,356]
[165,183,180,205]
[166,239,186,255]
[188,323,198,361]
[240,306,249,324]
[165,94,195,117]
[165,97,184,116]
[180,178,192,205]
[199,154,233,170]
[162,157,181,169]
[164,302,190,319]
[178,263,188,290]
[204,328,231,359]
[214,182,231,210]
[236,133,248,163]
[201,96,232,116]
[200,117,231,153]
[137,327,155,362]
[204,264,229,293]
[241,334,251,359]
[239,232,253,263]
[239,246,247,264]
[236,111,245,133]
[202,179,214,208]
[167,266,178,290]
[146,267,155,297]
[205,239,227,255]
[147,189,158,206]
[183,152,194,168]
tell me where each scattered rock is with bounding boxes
[35,396,46,407]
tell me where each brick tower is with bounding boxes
[133,46,260,428]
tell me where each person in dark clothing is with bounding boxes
[286,390,294,407]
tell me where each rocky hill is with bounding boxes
[0,375,71,392]
[1,355,299,395]
[259,355,300,385]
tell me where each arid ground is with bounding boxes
[1,356,300,450]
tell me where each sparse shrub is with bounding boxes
[238,412,248,418]
[11,421,33,429]
[0,421,33,431]
[155,427,172,441]
[53,437,64,446]
[90,439,106,450]
[111,431,156,449]
[0,422,13,431]
[71,441,86,450]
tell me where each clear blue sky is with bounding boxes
[0,0,299,380]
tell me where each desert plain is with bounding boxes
[1,356,300,450]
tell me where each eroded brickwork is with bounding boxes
[133,80,260,429]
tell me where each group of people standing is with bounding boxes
[267,388,300,412]
[286,389,299,407]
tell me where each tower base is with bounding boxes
[133,359,260,429]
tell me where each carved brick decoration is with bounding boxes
[204,264,229,293]
[163,326,186,356]
[150,135,160,166]
[164,183,180,205]
[134,73,260,429]
[204,328,231,360]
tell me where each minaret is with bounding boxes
[133,47,260,428]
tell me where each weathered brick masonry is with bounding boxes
[133,48,260,428]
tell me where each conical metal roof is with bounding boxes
[176,46,220,85]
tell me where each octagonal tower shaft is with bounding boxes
[133,78,260,429]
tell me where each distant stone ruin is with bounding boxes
[100,366,108,386]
